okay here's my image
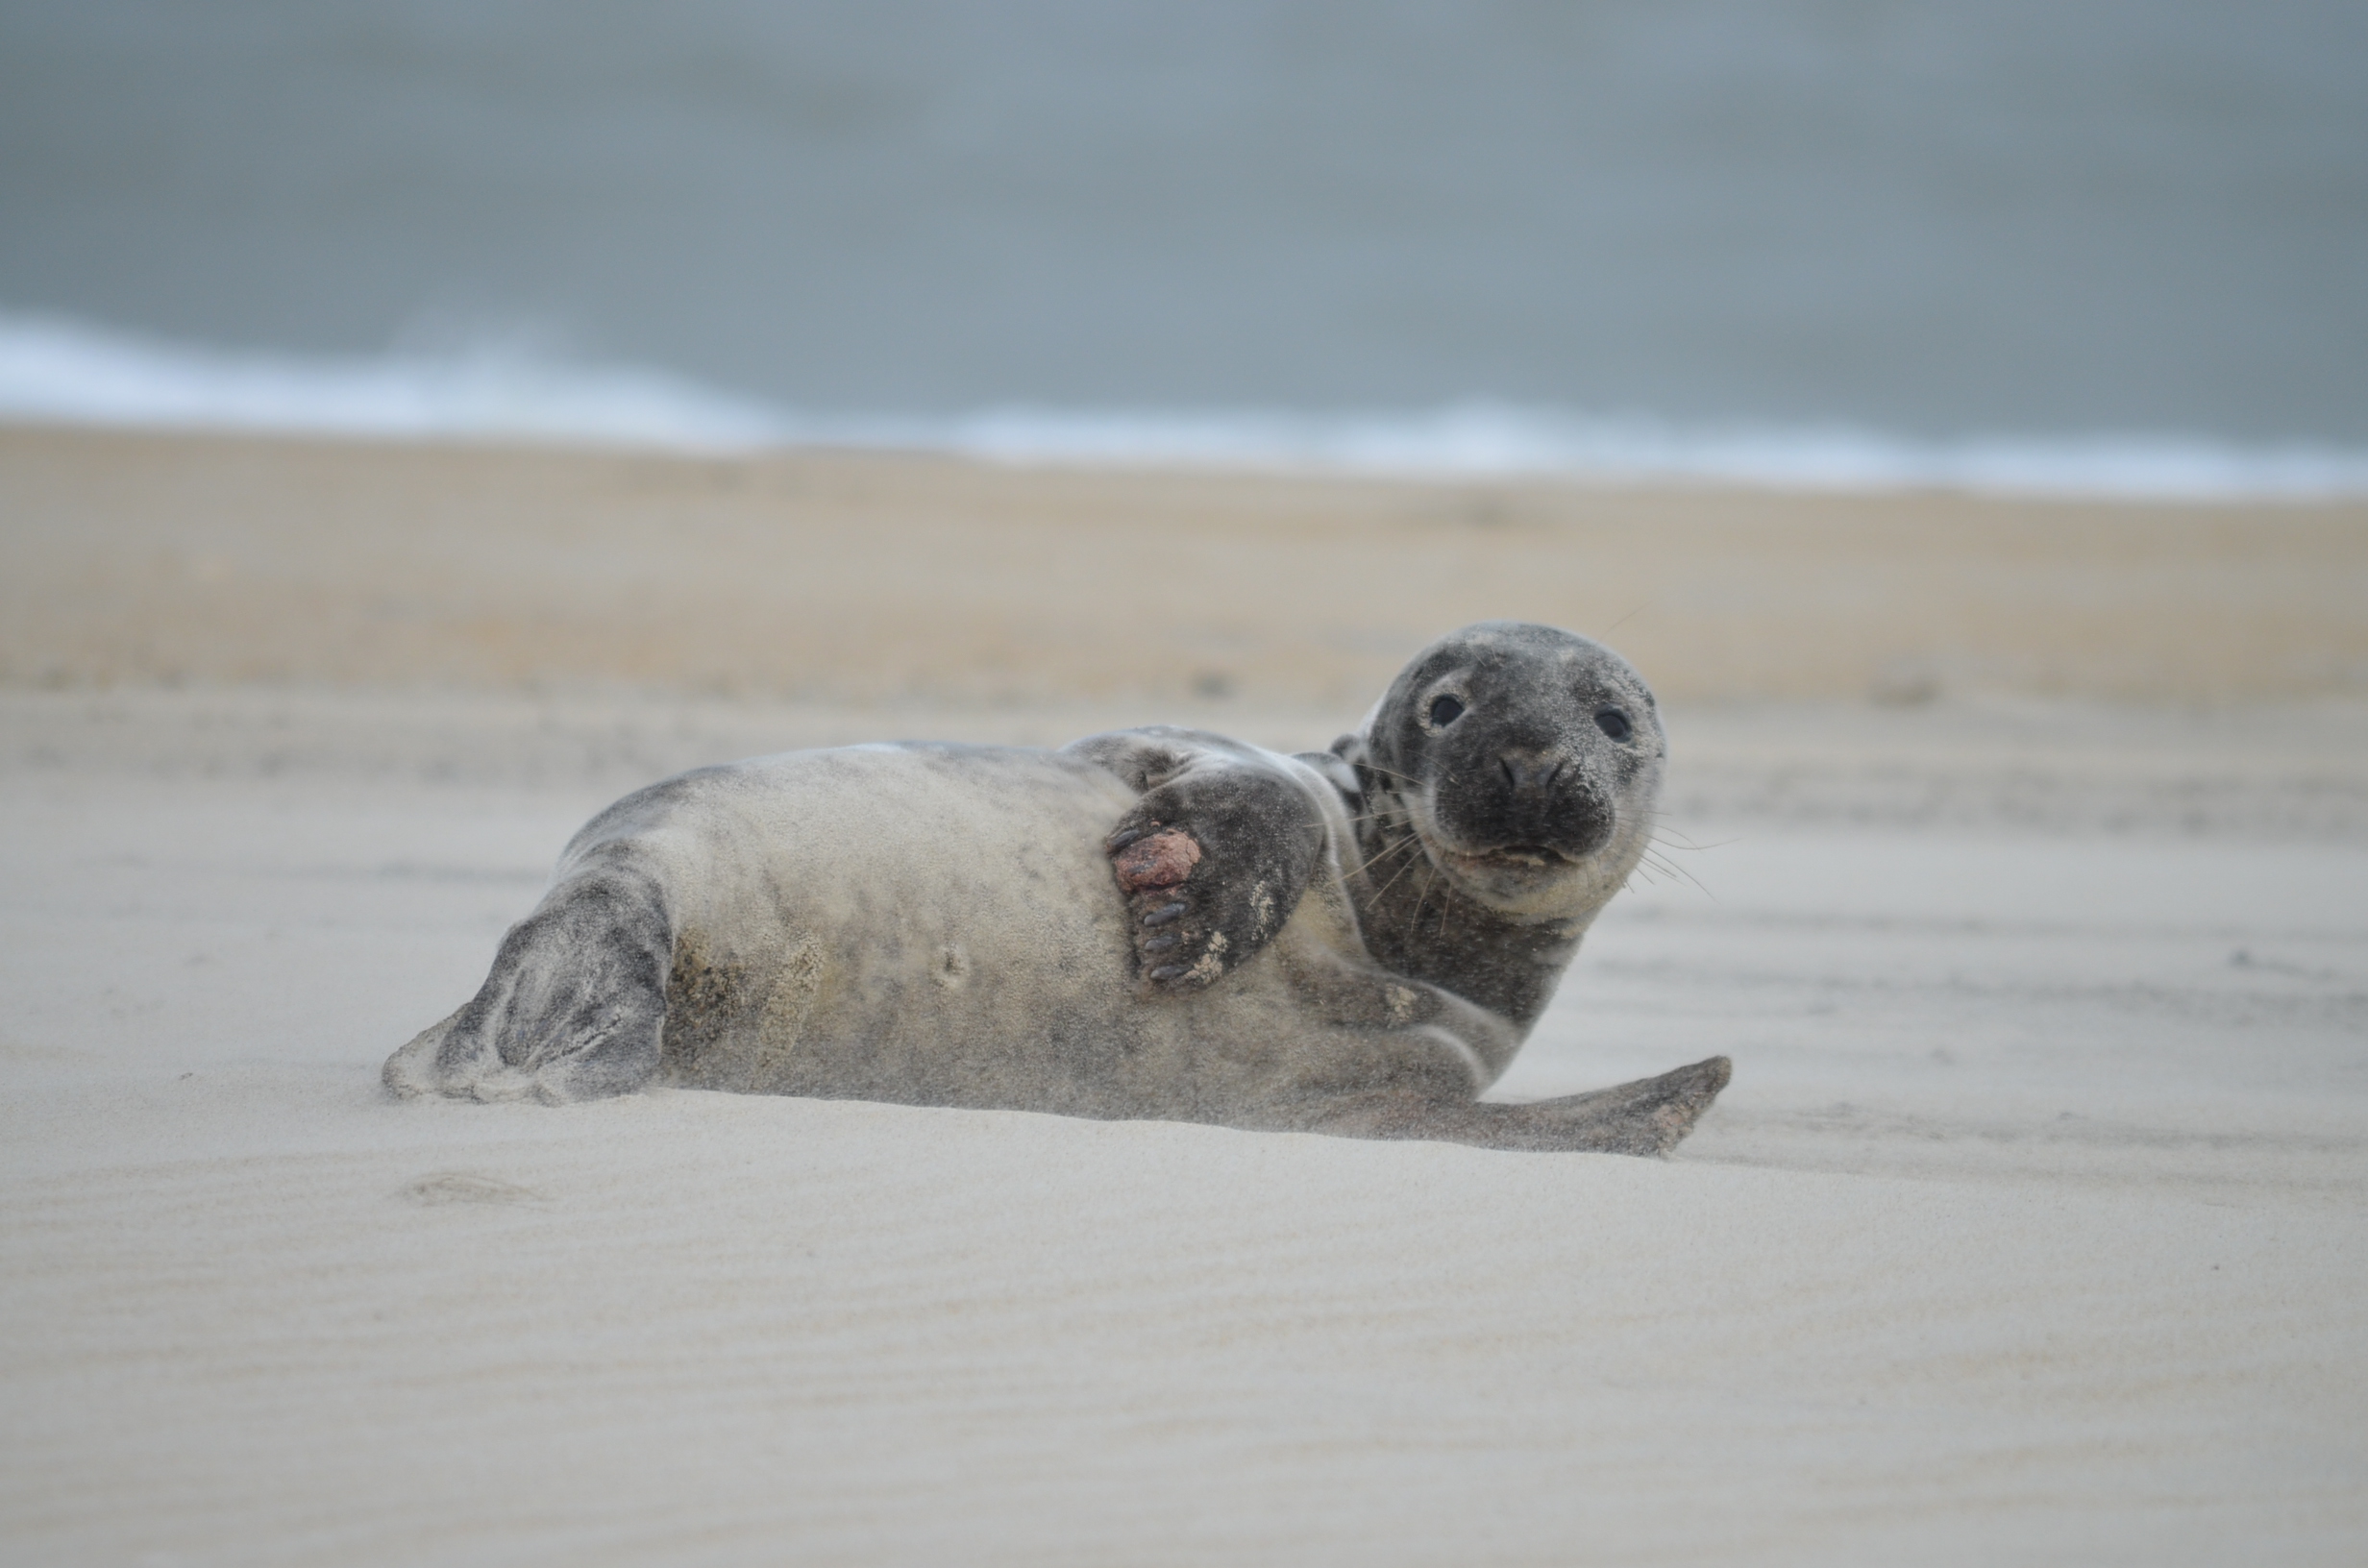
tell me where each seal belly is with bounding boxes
[629,744,1172,1112]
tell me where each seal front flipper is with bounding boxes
[1104,767,1326,991]
[1300,1057,1732,1156]
[1067,727,1328,992]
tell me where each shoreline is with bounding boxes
[6,422,2365,708]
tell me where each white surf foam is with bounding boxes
[921,404,2368,502]
[6,307,2366,501]
[0,309,787,451]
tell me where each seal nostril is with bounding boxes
[1500,754,1562,793]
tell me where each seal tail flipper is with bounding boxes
[382,863,674,1105]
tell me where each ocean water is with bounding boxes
[3,1,2365,488]
[9,307,2368,501]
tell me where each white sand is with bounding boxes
[5,682,2363,1565]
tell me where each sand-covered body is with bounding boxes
[387,624,1731,1151]
[386,741,1502,1125]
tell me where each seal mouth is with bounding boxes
[1442,843,1579,874]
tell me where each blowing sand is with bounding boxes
[3,427,2365,1564]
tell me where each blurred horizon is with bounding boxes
[4,0,2365,453]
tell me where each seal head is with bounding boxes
[1353,621,1665,923]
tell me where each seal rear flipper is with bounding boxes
[382,1003,469,1099]
[382,862,674,1104]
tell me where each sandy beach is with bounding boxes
[4,426,2365,1564]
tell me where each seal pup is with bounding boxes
[384,622,1729,1154]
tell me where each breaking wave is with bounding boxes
[6,308,2365,502]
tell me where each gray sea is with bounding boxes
[3,0,2364,489]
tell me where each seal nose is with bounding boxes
[1497,751,1566,795]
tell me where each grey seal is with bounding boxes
[384,622,1729,1154]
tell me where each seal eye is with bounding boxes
[1594,707,1633,742]
[1427,694,1466,728]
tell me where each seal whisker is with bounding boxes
[1346,838,1418,881]
[1597,601,1650,638]
[1357,762,1427,790]
[1649,827,1738,852]
[1412,860,1444,936]
[1639,848,1716,899]
[1364,841,1431,903]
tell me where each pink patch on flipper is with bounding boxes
[1114,828,1201,893]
